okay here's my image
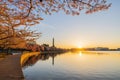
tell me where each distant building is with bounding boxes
[52,38,55,47]
[51,38,56,50]
[95,47,109,51]
[40,38,58,51]
[117,48,120,51]
[41,44,50,51]
[84,48,95,51]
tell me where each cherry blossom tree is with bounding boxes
[0,0,111,50]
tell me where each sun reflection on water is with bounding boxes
[78,51,82,57]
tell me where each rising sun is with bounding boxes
[77,45,83,48]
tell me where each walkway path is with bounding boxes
[0,54,24,80]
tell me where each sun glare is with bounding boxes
[79,52,82,57]
[77,45,83,48]
[75,42,84,49]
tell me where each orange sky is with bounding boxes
[33,0,120,49]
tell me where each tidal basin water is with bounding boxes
[22,51,120,80]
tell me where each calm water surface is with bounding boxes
[22,51,120,80]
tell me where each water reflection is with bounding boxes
[78,51,82,57]
[21,51,120,68]
[21,52,66,68]
[22,51,120,80]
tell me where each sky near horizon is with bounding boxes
[32,0,120,49]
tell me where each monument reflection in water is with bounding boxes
[22,51,120,80]
[21,52,64,68]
